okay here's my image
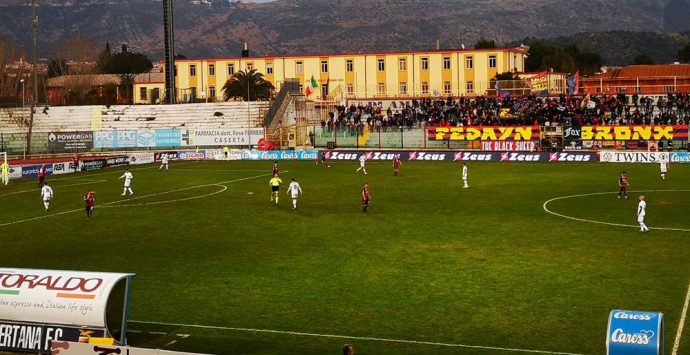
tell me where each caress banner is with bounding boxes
[241,150,318,161]
[0,322,105,354]
[0,268,132,328]
[671,152,690,163]
[581,125,688,141]
[428,126,539,141]
[187,128,264,146]
[51,341,210,355]
[599,151,670,163]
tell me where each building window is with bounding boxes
[246,62,254,71]
[209,64,215,76]
[443,57,451,70]
[190,65,196,76]
[377,59,385,72]
[421,82,429,94]
[346,60,353,72]
[174,65,178,77]
[489,55,497,68]
[421,57,429,70]
[399,82,407,95]
[398,58,407,71]
[377,83,386,96]
[346,83,354,96]
[140,87,147,101]
[266,63,273,74]
[296,61,303,74]
[227,63,235,75]
[444,81,451,94]
[321,60,328,73]
[209,86,216,98]
[466,56,473,69]
[466,81,474,93]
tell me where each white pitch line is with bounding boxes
[163,340,178,347]
[0,171,276,228]
[102,184,227,208]
[128,320,584,355]
[672,282,690,355]
[543,190,690,232]
[0,179,108,197]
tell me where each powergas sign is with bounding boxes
[0,268,133,329]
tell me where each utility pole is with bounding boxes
[26,0,38,155]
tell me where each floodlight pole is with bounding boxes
[20,79,25,107]
[26,0,38,155]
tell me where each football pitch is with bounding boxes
[1,160,689,354]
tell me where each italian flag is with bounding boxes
[305,75,318,96]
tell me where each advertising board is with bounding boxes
[177,151,207,160]
[240,150,319,161]
[671,152,690,163]
[606,309,663,355]
[127,152,155,165]
[48,132,93,152]
[0,322,105,354]
[50,341,210,355]
[599,151,670,163]
[187,128,264,146]
[21,164,53,178]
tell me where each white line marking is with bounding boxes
[129,320,584,355]
[177,334,190,338]
[172,169,271,172]
[0,171,276,228]
[163,340,178,347]
[102,184,227,208]
[127,330,143,333]
[672,282,690,355]
[543,190,690,232]
[0,180,108,197]
[150,331,167,335]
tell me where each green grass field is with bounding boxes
[1,159,689,355]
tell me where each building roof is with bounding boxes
[173,47,528,62]
[48,73,164,87]
[590,64,690,79]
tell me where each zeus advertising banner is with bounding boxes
[606,309,663,355]
[0,268,134,329]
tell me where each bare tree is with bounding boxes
[0,36,30,103]
[52,34,100,104]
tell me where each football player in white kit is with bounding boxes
[355,154,368,175]
[119,169,134,196]
[462,162,469,188]
[40,183,54,211]
[159,153,169,171]
[659,160,668,180]
[286,178,303,210]
[637,195,649,233]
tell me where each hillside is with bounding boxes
[0,0,688,63]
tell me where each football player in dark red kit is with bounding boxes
[272,161,279,176]
[361,183,370,213]
[393,155,401,176]
[618,171,629,199]
[37,164,47,188]
[72,153,80,172]
[84,189,95,218]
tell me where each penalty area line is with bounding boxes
[128,320,584,355]
[672,282,690,355]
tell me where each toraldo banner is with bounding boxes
[0,268,134,329]
[606,309,663,355]
[427,126,540,141]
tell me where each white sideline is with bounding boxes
[672,282,690,355]
[129,320,583,355]
[0,171,276,228]
[543,190,690,232]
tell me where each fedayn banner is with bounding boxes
[427,126,540,141]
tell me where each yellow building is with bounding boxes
[134,47,527,104]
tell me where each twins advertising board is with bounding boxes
[48,132,93,152]
[606,309,663,355]
[0,322,105,354]
[187,128,264,146]
[580,125,688,141]
[428,126,540,141]
[0,268,134,329]
[51,341,211,355]
[599,151,670,163]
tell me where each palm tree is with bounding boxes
[222,69,274,101]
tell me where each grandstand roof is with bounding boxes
[591,64,690,79]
